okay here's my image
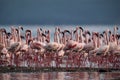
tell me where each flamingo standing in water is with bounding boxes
[0,28,11,66]
[0,26,120,69]
[91,29,110,69]
[62,28,80,67]
[44,29,65,67]
[96,30,110,56]
[6,26,23,66]
[26,29,43,67]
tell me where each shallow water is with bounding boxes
[0,72,120,80]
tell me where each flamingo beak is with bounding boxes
[45,39,50,43]
[118,35,120,39]
[82,33,86,37]
[73,30,77,34]
[20,35,25,39]
[79,27,84,32]
[95,33,99,37]
[103,31,105,34]
[26,30,31,33]
[21,27,24,31]
[87,31,91,35]
[15,29,19,33]
[100,34,103,37]
[1,28,7,34]
[42,33,46,37]
[64,30,71,34]
[40,28,42,31]
[58,28,60,32]
[28,39,33,44]
[116,27,119,30]
[109,30,111,34]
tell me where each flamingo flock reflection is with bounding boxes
[0,26,120,69]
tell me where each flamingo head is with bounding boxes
[0,28,7,34]
[109,30,111,34]
[58,27,61,32]
[60,31,65,37]
[100,34,103,37]
[15,28,19,34]
[116,34,120,39]
[78,27,84,32]
[116,27,119,30]
[45,39,50,43]
[86,30,91,35]
[45,30,50,34]
[64,30,71,34]
[40,28,42,31]
[82,33,86,37]
[73,29,77,34]
[20,35,25,39]
[88,39,91,43]
[19,26,23,31]
[28,39,33,45]
[92,32,99,37]
[7,32,11,36]
[103,31,105,34]
[114,26,119,30]
[6,32,11,39]
[25,30,31,34]
[42,33,46,37]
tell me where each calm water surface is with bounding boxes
[0,72,120,80]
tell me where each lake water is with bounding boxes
[0,72,120,80]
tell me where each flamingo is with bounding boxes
[94,30,110,56]
[37,28,43,42]
[62,29,81,68]
[27,31,44,67]
[94,29,111,69]
[0,29,10,66]
[108,27,118,53]
[6,27,24,66]
[0,26,120,69]
[72,27,86,52]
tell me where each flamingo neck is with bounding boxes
[18,28,22,43]
[80,30,83,43]
[93,34,97,48]
[106,31,109,45]
[76,29,79,42]
[63,34,66,45]
[37,28,40,42]
[85,32,89,44]
[58,32,62,44]
[48,31,50,43]
[113,27,117,43]
[70,30,73,40]
[97,35,100,48]
[54,29,59,43]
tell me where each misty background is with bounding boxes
[0,0,120,25]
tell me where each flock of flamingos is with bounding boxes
[0,26,120,69]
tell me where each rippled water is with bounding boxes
[0,72,120,80]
